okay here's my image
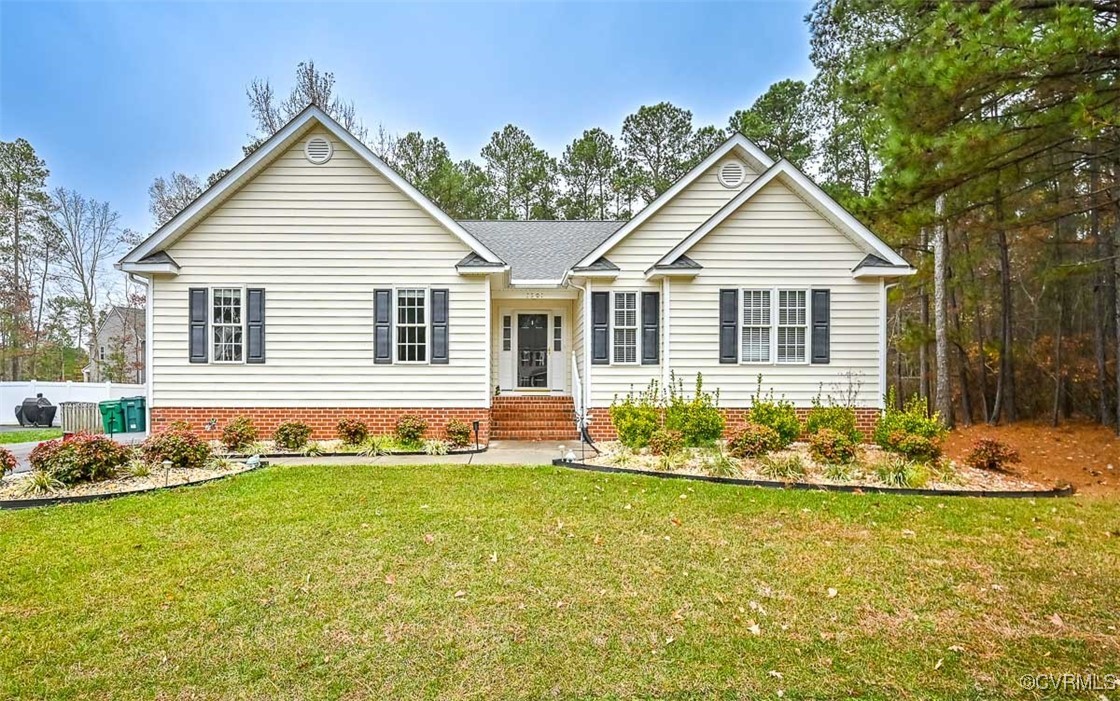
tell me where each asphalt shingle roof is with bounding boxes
[458,220,625,281]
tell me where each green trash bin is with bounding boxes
[98,399,125,435]
[120,396,147,433]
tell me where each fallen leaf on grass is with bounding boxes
[827,587,838,598]
[948,645,964,653]
[1049,613,1064,627]
[453,590,466,599]
[934,658,943,670]
[383,573,396,585]
[769,670,783,679]
[747,621,761,635]
[489,552,498,563]
[423,533,435,544]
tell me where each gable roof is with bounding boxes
[655,159,912,272]
[573,133,774,268]
[120,105,504,270]
[458,220,624,283]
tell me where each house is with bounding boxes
[118,106,913,442]
[83,305,146,384]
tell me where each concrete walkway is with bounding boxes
[272,440,591,467]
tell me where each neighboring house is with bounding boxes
[83,306,146,384]
[118,106,913,442]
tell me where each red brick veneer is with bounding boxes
[585,406,882,442]
[491,395,579,440]
[150,407,491,443]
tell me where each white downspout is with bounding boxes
[661,276,671,392]
[565,275,592,419]
[880,279,899,410]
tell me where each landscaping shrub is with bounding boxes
[664,373,724,446]
[423,439,450,456]
[20,470,64,496]
[358,435,393,457]
[395,414,428,445]
[873,391,947,462]
[808,428,858,464]
[142,428,212,469]
[965,438,1021,472]
[273,422,312,451]
[804,400,863,443]
[0,447,15,477]
[748,380,801,447]
[647,428,684,456]
[29,433,130,485]
[445,419,472,448]
[758,454,807,481]
[221,416,258,452]
[336,418,369,445]
[609,384,661,450]
[699,448,739,477]
[876,458,931,488]
[727,422,782,458]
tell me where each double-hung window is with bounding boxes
[396,288,427,362]
[612,292,638,364]
[740,290,771,363]
[777,290,807,363]
[212,287,244,362]
[739,288,809,364]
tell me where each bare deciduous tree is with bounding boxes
[148,171,202,227]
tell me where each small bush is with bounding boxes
[823,462,857,482]
[221,416,258,452]
[423,439,450,456]
[358,435,393,457]
[805,401,863,443]
[808,428,858,464]
[655,451,686,472]
[29,433,130,485]
[748,380,801,447]
[876,459,930,488]
[272,422,312,451]
[609,384,662,450]
[699,448,739,477]
[336,418,369,445]
[21,470,64,496]
[758,454,807,481]
[965,438,1021,472]
[648,428,684,456]
[142,429,212,469]
[664,373,724,446]
[395,415,428,445]
[127,460,152,478]
[445,419,472,447]
[610,446,637,467]
[0,447,16,477]
[873,391,947,462]
[727,422,782,458]
[301,441,324,457]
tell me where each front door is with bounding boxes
[517,313,549,388]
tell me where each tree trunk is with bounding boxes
[1051,295,1064,427]
[933,196,953,427]
[950,284,973,425]
[990,183,1015,424]
[10,180,22,381]
[919,229,931,414]
[1090,151,1111,425]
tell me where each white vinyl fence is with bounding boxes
[1,381,145,426]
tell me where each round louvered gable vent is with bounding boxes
[718,160,746,188]
[305,136,333,164]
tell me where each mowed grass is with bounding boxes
[0,427,61,444]
[1,464,1117,700]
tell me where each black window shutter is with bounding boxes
[374,289,392,364]
[591,291,609,365]
[641,291,659,365]
[430,288,449,364]
[719,289,739,363]
[811,289,831,364]
[189,288,208,363]
[246,288,266,363]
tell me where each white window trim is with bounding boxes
[209,286,246,365]
[738,287,812,366]
[610,290,640,366]
[393,285,430,365]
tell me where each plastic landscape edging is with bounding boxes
[225,446,488,459]
[0,463,266,511]
[550,459,1075,499]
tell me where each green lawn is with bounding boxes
[1,464,1117,700]
[0,427,62,444]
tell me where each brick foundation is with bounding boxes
[150,407,491,443]
[585,406,881,442]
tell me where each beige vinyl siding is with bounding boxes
[589,155,755,406]
[669,179,882,407]
[151,127,489,408]
[572,288,586,398]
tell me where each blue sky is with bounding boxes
[1,1,815,236]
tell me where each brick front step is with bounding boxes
[491,395,578,440]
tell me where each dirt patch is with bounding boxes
[945,422,1118,497]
